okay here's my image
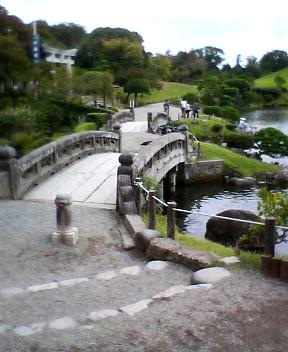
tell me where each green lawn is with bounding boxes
[200,142,281,176]
[138,81,198,104]
[143,213,261,270]
[255,67,288,88]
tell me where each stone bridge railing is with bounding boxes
[132,132,187,181]
[0,131,120,199]
[147,112,168,134]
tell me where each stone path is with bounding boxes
[1,201,288,351]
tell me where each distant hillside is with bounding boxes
[138,81,198,104]
[255,67,288,88]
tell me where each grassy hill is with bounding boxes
[255,67,288,88]
[254,68,288,105]
[137,81,198,104]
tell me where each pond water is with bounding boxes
[175,182,288,256]
[242,108,288,135]
[174,108,288,255]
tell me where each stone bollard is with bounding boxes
[0,145,19,199]
[52,194,79,246]
[112,123,122,152]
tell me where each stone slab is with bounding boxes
[191,267,231,284]
[147,238,220,270]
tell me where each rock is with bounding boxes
[226,177,255,188]
[146,260,168,271]
[205,209,260,247]
[191,267,231,284]
[219,256,240,265]
[134,229,161,251]
[147,238,220,270]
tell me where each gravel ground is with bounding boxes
[0,200,288,352]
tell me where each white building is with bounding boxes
[42,44,78,72]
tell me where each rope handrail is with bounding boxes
[134,180,288,231]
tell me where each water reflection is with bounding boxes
[242,108,288,135]
[175,182,288,255]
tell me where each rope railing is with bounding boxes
[134,179,287,256]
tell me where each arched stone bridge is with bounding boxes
[0,103,195,208]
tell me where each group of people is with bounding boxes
[180,99,200,119]
[162,99,200,119]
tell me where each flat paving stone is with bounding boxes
[192,267,231,284]
[48,317,78,330]
[219,256,240,264]
[119,266,141,276]
[120,299,153,316]
[88,309,119,321]
[146,260,168,271]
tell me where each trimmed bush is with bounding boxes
[86,112,108,129]
[224,131,255,149]
[211,123,223,132]
[203,106,222,117]
[74,122,96,133]
[221,106,240,121]
[255,127,288,157]
[226,123,237,131]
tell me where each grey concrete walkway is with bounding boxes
[1,200,288,352]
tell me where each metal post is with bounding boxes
[264,217,275,257]
[148,190,156,230]
[167,201,176,239]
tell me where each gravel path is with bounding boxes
[1,200,288,352]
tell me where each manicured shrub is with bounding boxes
[203,106,222,117]
[226,123,237,131]
[224,131,255,149]
[221,106,240,121]
[255,127,288,157]
[86,113,108,129]
[211,123,223,132]
[74,122,96,133]
[222,87,239,96]
[10,132,44,156]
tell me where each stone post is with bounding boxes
[113,123,122,153]
[148,189,156,230]
[179,124,189,157]
[167,201,176,239]
[108,112,113,131]
[134,177,142,214]
[52,194,78,246]
[117,153,134,211]
[264,217,275,257]
[0,145,19,199]
[147,112,153,133]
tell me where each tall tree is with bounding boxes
[259,50,288,73]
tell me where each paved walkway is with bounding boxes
[1,200,288,351]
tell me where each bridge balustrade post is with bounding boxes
[113,123,122,152]
[179,124,189,157]
[148,189,156,230]
[167,201,176,239]
[0,145,20,199]
[52,194,79,246]
[147,112,153,133]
